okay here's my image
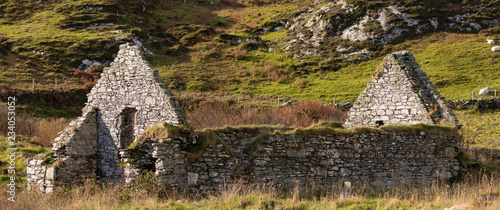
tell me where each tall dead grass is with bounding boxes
[186,100,347,130]
[1,173,499,209]
[0,104,71,147]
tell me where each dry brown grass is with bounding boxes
[1,174,499,209]
[233,48,247,60]
[33,118,72,147]
[0,104,71,147]
[186,100,347,130]
[260,61,289,83]
[71,68,99,91]
[294,77,308,88]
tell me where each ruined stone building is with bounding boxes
[27,46,462,193]
[27,44,184,192]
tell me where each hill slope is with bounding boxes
[0,0,499,104]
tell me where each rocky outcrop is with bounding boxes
[345,51,459,128]
[280,0,500,59]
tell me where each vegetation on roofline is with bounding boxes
[134,121,458,163]
[138,121,458,145]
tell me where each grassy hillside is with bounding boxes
[1,0,499,105]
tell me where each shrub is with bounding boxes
[72,68,99,91]
[234,48,247,60]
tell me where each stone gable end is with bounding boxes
[345,51,460,128]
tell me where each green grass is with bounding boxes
[0,0,128,85]
[409,33,500,100]
[220,31,500,104]
[160,30,500,105]
[456,109,500,150]
[2,0,500,120]
[0,135,48,187]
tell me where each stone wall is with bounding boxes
[448,98,500,110]
[27,109,98,193]
[345,51,459,128]
[123,128,462,190]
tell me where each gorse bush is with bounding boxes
[186,100,347,129]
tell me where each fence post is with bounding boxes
[342,181,351,197]
[55,78,58,89]
[277,96,280,107]
[32,78,35,91]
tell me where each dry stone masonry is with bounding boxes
[345,51,459,128]
[27,46,463,193]
[123,128,461,190]
[27,43,184,193]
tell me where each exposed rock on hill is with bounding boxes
[281,0,500,60]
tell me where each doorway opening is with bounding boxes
[119,107,137,149]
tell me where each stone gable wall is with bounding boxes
[27,109,98,193]
[345,51,459,128]
[84,43,183,181]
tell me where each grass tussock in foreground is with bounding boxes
[1,174,499,209]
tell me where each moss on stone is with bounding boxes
[289,127,354,138]
[245,133,271,154]
[309,121,344,129]
[208,125,290,135]
[184,130,236,162]
[127,141,140,150]
[41,151,55,166]
[379,124,456,134]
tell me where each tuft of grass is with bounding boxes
[138,122,184,140]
